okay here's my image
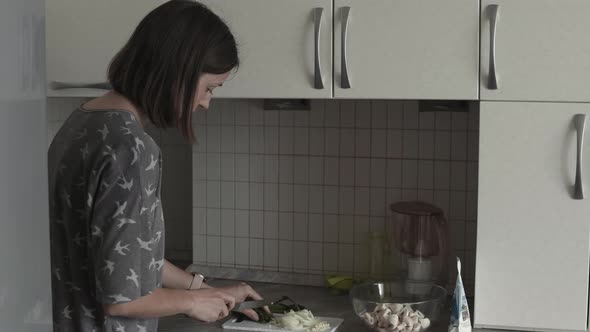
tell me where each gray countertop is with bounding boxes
[157,279,477,332]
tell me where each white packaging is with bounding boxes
[449,257,471,332]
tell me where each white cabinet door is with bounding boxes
[333,0,479,100]
[480,1,590,102]
[200,0,333,99]
[475,101,590,331]
[46,0,165,97]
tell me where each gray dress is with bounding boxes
[48,108,165,332]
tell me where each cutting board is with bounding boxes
[222,315,344,332]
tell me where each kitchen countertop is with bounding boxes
[158,279,501,332]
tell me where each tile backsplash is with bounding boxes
[47,97,478,294]
[192,99,478,293]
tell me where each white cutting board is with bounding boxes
[222,315,344,332]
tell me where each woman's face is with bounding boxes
[193,72,231,111]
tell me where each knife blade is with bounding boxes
[233,299,273,312]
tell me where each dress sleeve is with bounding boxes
[89,140,162,305]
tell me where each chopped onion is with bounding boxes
[272,309,330,331]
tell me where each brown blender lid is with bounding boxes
[389,201,443,216]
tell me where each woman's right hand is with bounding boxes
[184,288,236,322]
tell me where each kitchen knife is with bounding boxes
[233,299,273,312]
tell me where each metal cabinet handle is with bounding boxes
[49,81,111,90]
[313,7,324,89]
[574,114,587,200]
[341,6,351,89]
[488,4,500,90]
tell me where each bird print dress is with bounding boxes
[48,108,165,332]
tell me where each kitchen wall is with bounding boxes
[47,97,478,293]
[47,97,193,262]
[192,99,478,293]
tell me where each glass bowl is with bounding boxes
[349,280,447,332]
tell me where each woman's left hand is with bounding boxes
[217,282,269,321]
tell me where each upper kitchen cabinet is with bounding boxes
[199,0,333,99]
[480,1,590,102]
[46,0,166,97]
[333,0,479,100]
[475,101,590,331]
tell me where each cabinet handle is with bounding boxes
[488,4,499,90]
[49,81,111,90]
[313,7,324,90]
[341,6,351,89]
[574,114,587,200]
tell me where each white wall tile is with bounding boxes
[323,186,339,214]
[309,128,325,156]
[354,244,369,274]
[370,159,386,188]
[265,111,279,126]
[435,131,451,160]
[279,156,294,183]
[369,217,385,233]
[418,189,434,203]
[371,130,387,158]
[370,188,386,217]
[207,126,221,152]
[450,220,465,250]
[250,127,264,154]
[386,189,403,213]
[355,129,371,158]
[340,100,356,128]
[418,160,434,189]
[207,209,221,236]
[293,213,308,241]
[264,211,279,239]
[403,101,420,129]
[207,105,221,124]
[308,242,323,270]
[264,155,279,183]
[249,183,264,210]
[235,154,249,182]
[249,101,264,125]
[206,153,221,180]
[403,130,419,159]
[450,191,466,220]
[235,126,249,153]
[387,101,404,129]
[355,158,371,187]
[279,240,293,270]
[264,127,279,154]
[340,158,355,186]
[280,111,294,127]
[434,161,450,189]
[221,182,235,209]
[250,211,264,238]
[293,157,309,184]
[402,160,418,188]
[386,160,402,188]
[451,131,468,160]
[264,239,279,268]
[324,157,339,186]
[294,110,310,127]
[419,130,435,159]
[206,236,221,264]
[193,208,206,235]
[221,126,235,153]
[433,190,450,219]
[194,180,207,207]
[309,157,324,185]
[450,161,467,191]
[235,237,249,265]
[293,241,308,270]
[387,130,403,158]
[235,210,249,237]
[468,131,479,162]
[325,128,340,157]
[234,100,250,126]
[338,244,354,272]
[293,185,309,213]
[339,187,355,215]
[308,185,324,214]
[279,212,294,240]
[280,127,294,154]
[452,111,468,131]
[309,100,325,127]
[355,187,370,215]
[323,243,338,272]
[354,216,370,244]
[466,222,477,250]
[338,215,354,244]
[371,101,387,129]
[323,214,339,242]
[221,209,235,236]
[355,101,372,128]
[249,239,263,266]
[264,183,278,211]
[308,214,323,242]
[420,111,435,130]
[294,128,309,155]
[466,191,478,221]
[249,154,264,182]
[340,129,356,157]
[221,237,235,265]
[279,184,293,211]
[436,112,452,130]
[324,101,340,127]
[235,183,249,210]
[220,154,235,181]
[193,235,206,263]
[193,153,207,180]
[206,181,221,208]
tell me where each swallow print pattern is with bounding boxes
[48,108,165,332]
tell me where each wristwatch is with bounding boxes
[188,273,205,290]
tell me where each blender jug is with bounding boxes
[390,201,450,285]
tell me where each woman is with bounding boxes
[48,1,265,331]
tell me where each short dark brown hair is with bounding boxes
[108,0,238,143]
